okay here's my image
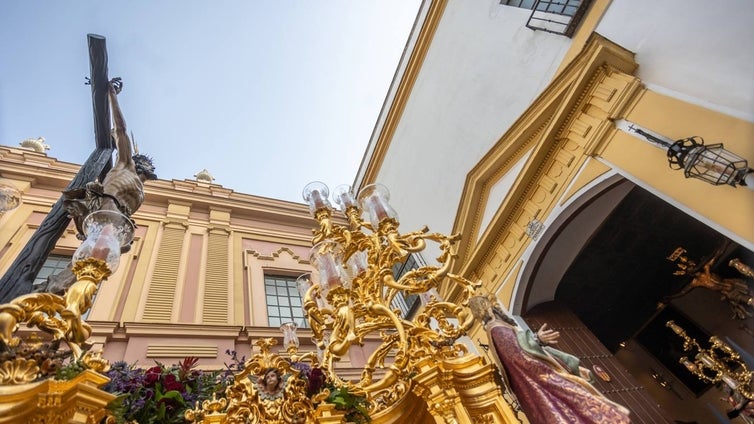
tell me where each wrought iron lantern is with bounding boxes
[630,126,752,187]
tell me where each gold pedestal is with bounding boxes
[314,403,348,423]
[405,354,518,424]
[0,369,115,424]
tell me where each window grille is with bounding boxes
[390,254,425,319]
[502,0,593,37]
[32,254,71,289]
[264,275,308,328]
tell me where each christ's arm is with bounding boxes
[107,78,133,168]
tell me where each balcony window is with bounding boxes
[390,254,424,319]
[501,0,593,37]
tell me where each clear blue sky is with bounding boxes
[0,1,421,203]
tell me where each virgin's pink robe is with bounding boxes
[489,324,631,424]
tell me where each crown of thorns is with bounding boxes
[133,154,157,180]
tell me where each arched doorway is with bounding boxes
[514,177,754,423]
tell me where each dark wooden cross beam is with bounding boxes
[0,34,116,303]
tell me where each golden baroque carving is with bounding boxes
[0,369,114,424]
[0,358,39,385]
[0,259,112,384]
[302,205,481,405]
[186,338,325,424]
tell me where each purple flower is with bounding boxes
[292,361,312,379]
[102,356,235,423]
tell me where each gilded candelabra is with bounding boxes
[184,183,516,424]
[0,210,134,384]
[299,182,481,413]
[666,320,753,400]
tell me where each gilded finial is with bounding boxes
[82,349,110,373]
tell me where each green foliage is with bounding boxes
[326,385,371,423]
[54,359,86,381]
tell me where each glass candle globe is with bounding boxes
[297,272,329,310]
[296,273,313,300]
[72,210,135,272]
[280,321,300,350]
[344,249,368,282]
[357,183,398,228]
[309,240,346,291]
[332,184,357,211]
[302,181,332,215]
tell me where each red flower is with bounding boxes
[178,357,199,380]
[163,373,185,393]
[144,366,161,386]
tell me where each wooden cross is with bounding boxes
[0,34,116,302]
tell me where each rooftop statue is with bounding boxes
[18,136,50,153]
[194,168,215,183]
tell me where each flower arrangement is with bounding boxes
[56,349,370,423]
[102,357,228,424]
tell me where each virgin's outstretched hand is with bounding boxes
[536,323,560,345]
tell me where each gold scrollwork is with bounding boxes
[302,199,482,415]
[186,338,324,424]
[0,258,112,384]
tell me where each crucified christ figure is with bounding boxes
[666,246,753,319]
[36,78,157,296]
[63,78,157,245]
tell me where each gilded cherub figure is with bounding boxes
[257,367,286,400]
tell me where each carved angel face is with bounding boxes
[262,368,282,391]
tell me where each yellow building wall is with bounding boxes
[453,35,753,310]
[602,90,754,246]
